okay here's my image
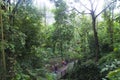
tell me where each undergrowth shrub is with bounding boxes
[107,68,120,80]
[68,59,101,80]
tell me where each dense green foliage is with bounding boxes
[67,60,101,80]
[0,0,120,80]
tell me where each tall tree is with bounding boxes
[0,1,6,79]
[73,0,117,61]
[103,0,117,51]
[0,0,36,79]
[52,0,74,60]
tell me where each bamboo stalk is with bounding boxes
[0,1,6,80]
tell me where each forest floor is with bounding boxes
[40,60,75,80]
[52,61,75,79]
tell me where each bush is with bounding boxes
[46,73,57,80]
[12,73,31,80]
[99,53,116,65]
[100,59,120,80]
[107,68,120,80]
[69,60,101,80]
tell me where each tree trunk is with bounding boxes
[107,10,114,51]
[60,41,63,60]
[108,20,113,51]
[53,42,56,55]
[5,49,16,80]
[0,6,7,80]
[91,13,100,62]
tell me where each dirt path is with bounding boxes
[54,61,75,79]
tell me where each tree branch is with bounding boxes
[89,0,94,10]
[94,0,99,12]
[73,7,91,14]
[12,0,21,14]
[79,0,91,11]
[96,0,116,18]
